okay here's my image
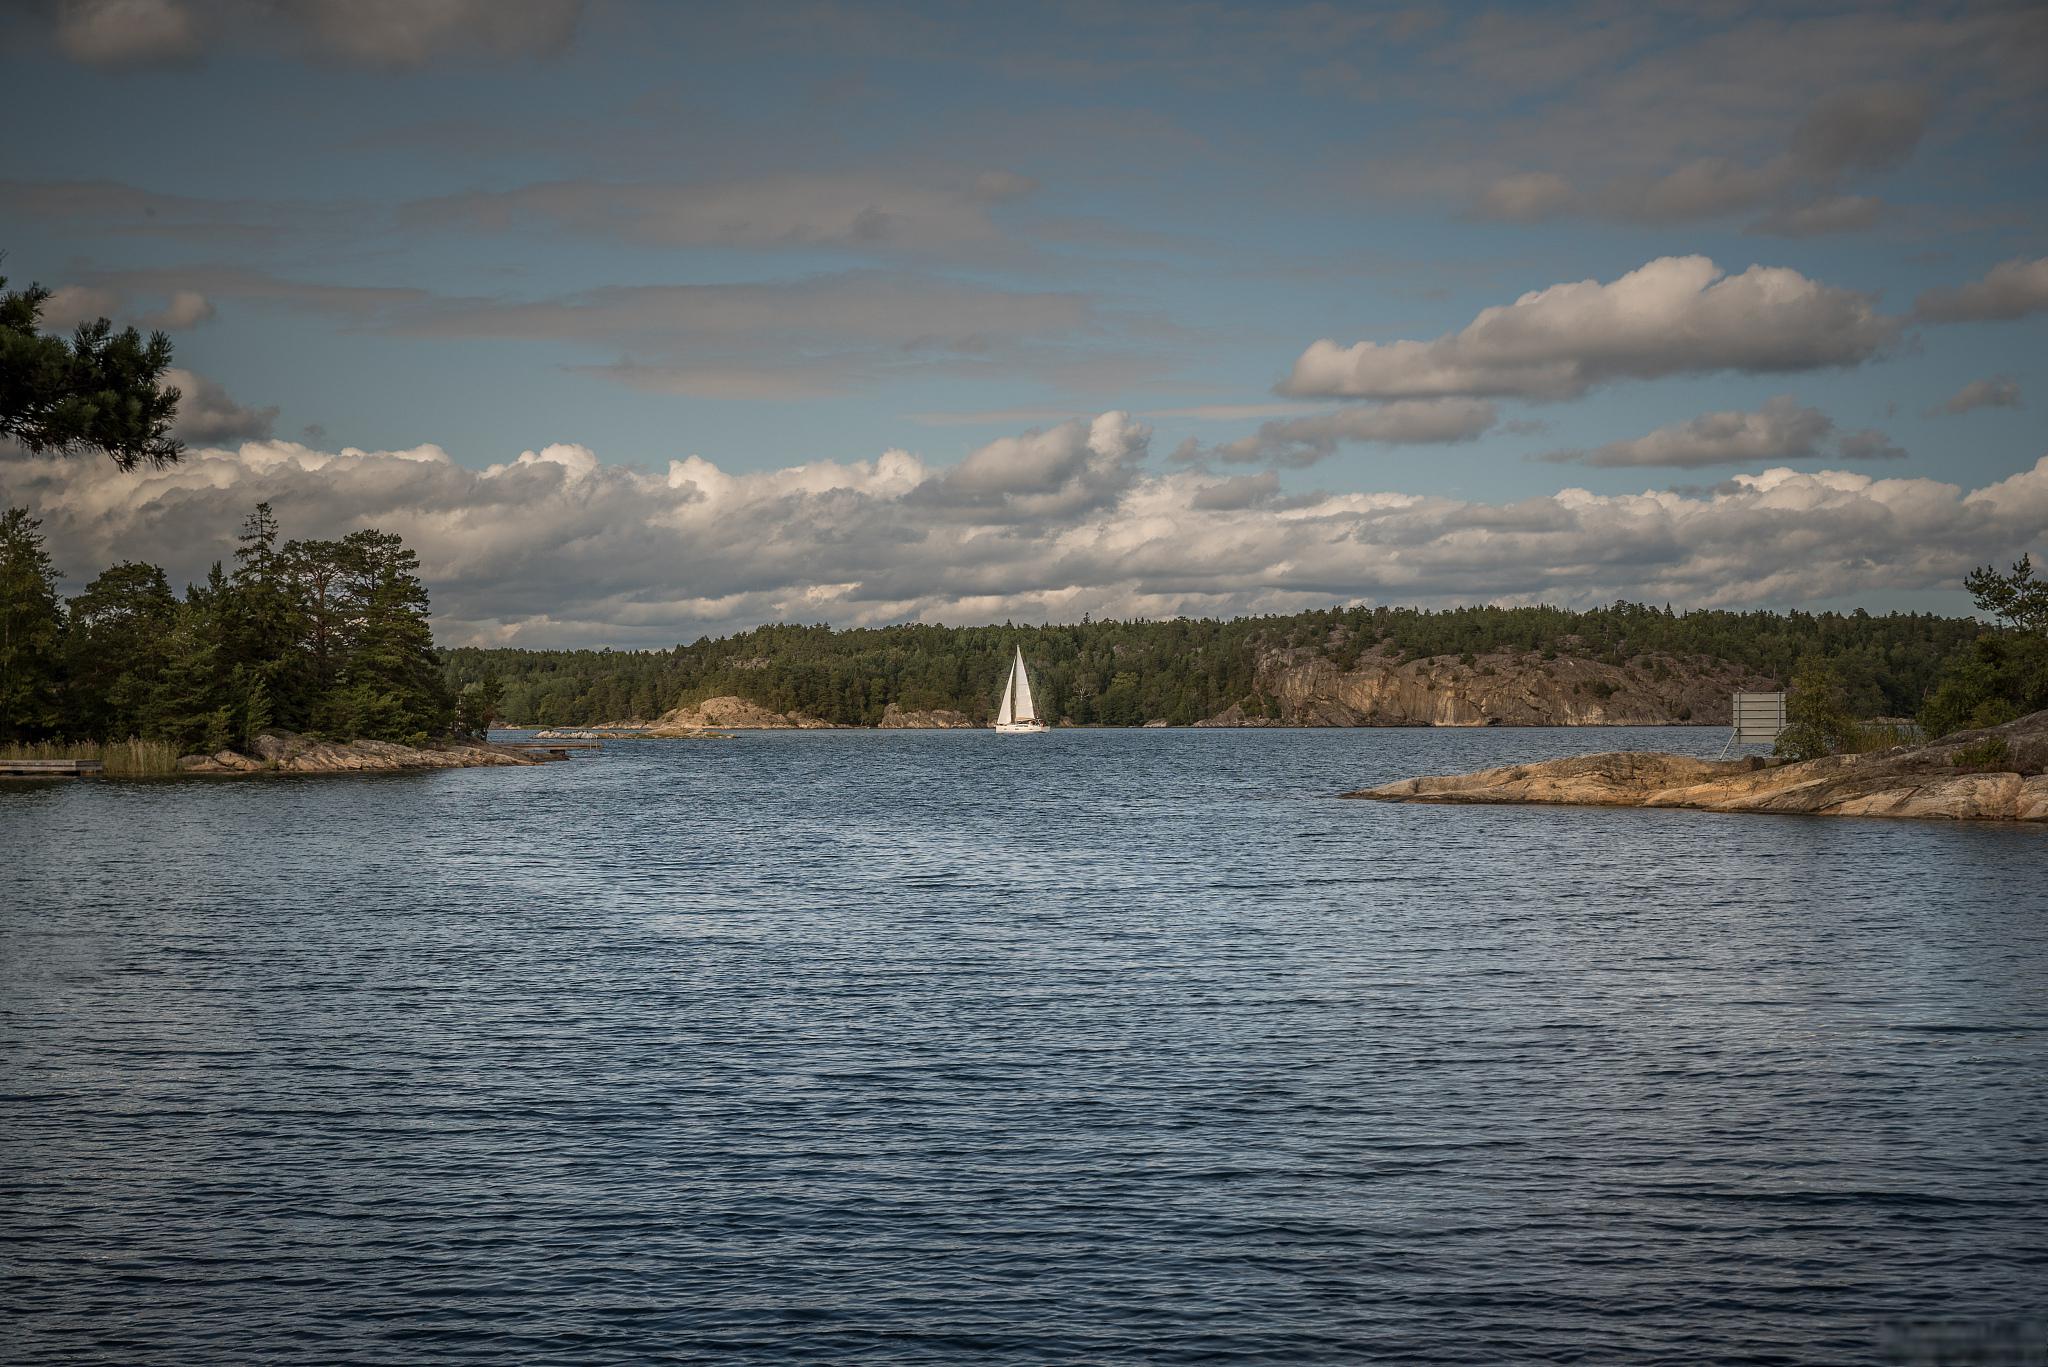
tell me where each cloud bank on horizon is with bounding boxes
[3,0,2045,644]
[7,415,2045,648]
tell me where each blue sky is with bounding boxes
[2,1,2045,644]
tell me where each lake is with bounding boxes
[4,728,2045,1363]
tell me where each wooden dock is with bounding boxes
[0,759,106,778]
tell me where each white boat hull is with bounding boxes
[993,720,1048,734]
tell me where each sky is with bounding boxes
[1,0,2045,647]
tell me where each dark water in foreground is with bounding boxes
[3,728,2046,1364]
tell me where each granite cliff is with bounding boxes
[1197,647,1769,727]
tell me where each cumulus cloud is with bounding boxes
[1913,257,2048,323]
[1283,256,1898,401]
[164,369,278,444]
[1929,376,2022,417]
[1173,399,1498,467]
[6,417,2042,648]
[405,172,1034,254]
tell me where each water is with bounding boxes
[4,728,2045,1364]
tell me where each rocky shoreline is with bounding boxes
[179,731,551,775]
[1346,710,2048,822]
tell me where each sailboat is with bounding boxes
[993,646,1048,733]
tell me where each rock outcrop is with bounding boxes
[877,703,977,729]
[1346,709,2048,822]
[179,731,545,775]
[1198,646,1768,727]
[646,696,837,730]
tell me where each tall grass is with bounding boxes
[0,739,185,778]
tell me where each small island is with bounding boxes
[1348,707,2048,822]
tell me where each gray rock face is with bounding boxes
[648,696,837,730]
[1346,709,2048,822]
[1201,647,1769,727]
[179,732,541,774]
[877,704,977,729]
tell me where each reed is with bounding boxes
[0,739,186,778]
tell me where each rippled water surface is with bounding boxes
[5,728,2046,1363]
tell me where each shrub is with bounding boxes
[1951,736,2011,771]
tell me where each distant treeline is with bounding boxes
[2,503,473,750]
[443,601,1998,730]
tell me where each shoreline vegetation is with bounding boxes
[3,502,507,771]
[448,585,2042,735]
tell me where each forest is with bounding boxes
[1,503,469,751]
[444,594,2041,734]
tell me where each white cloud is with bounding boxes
[1539,397,1903,469]
[1283,256,1899,400]
[1929,376,2022,417]
[6,416,2042,648]
[1174,399,1498,467]
[1914,257,2048,323]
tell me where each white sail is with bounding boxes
[993,648,1043,730]
[1010,646,1037,722]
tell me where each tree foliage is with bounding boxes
[0,502,453,748]
[1919,554,2048,738]
[1,270,183,471]
[444,600,1988,729]
[1774,656,1862,761]
[0,507,65,737]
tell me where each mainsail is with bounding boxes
[1010,647,1037,722]
[996,647,1037,726]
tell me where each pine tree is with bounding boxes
[332,529,453,742]
[1,270,183,470]
[63,560,177,740]
[0,506,64,739]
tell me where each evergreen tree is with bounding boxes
[63,560,177,740]
[225,503,310,731]
[0,507,64,739]
[1,270,183,470]
[330,529,453,742]
[139,569,233,752]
